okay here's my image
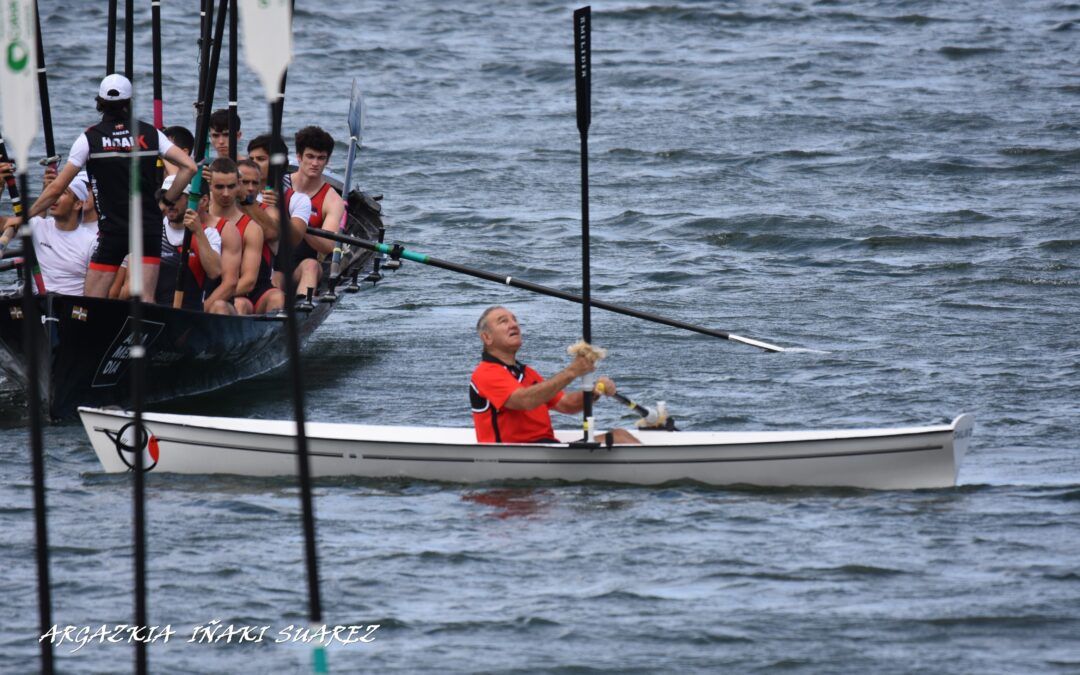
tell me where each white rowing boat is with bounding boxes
[78,407,974,489]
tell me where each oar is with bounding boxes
[151,0,163,128]
[1,2,53,670]
[0,136,24,219]
[595,382,677,430]
[126,77,150,675]
[329,79,363,281]
[227,0,238,160]
[107,0,117,74]
[174,0,223,309]
[572,6,596,444]
[33,0,58,171]
[307,228,788,352]
[124,0,133,79]
[237,2,325,673]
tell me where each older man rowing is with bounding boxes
[469,305,640,445]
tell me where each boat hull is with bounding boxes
[78,408,975,489]
[0,295,333,418]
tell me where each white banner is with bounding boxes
[237,0,294,103]
[0,0,39,169]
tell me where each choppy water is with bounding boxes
[2,0,1079,672]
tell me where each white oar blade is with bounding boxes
[348,78,364,143]
[236,0,293,103]
[0,0,39,169]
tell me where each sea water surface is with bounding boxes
[2,0,1079,672]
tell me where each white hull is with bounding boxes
[78,407,974,490]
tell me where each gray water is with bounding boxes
[2,0,1079,672]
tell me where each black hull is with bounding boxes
[0,294,335,419]
[0,186,386,419]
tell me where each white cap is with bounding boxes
[98,73,132,101]
[67,178,89,203]
[161,173,190,195]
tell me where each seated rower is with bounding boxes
[469,306,640,445]
[245,134,311,288]
[209,109,241,159]
[288,126,345,300]
[162,125,195,178]
[0,166,97,296]
[200,158,246,315]
[233,160,284,315]
[154,175,222,311]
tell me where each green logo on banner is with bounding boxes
[6,40,28,72]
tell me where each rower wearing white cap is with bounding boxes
[26,73,197,302]
[0,168,97,295]
[153,174,223,311]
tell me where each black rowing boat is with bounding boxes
[0,183,386,419]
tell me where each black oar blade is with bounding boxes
[573,6,591,134]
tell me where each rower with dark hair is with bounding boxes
[162,125,195,178]
[199,157,246,314]
[289,125,345,299]
[246,134,311,289]
[209,108,241,159]
[26,74,197,301]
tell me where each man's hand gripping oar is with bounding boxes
[568,341,678,432]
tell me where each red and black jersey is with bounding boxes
[84,116,163,235]
[470,352,564,443]
[235,215,273,291]
[292,182,333,265]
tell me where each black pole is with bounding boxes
[174,0,222,308]
[33,2,57,171]
[203,0,228,135]
[228,0,237,160]
[306,227,787,352]
[152,0,163,128]
[18,172,53,674]
[127,82,149,675]
[270,108,322,627]
[573,6,594,443]
[107,0,117,74]
[124,0,134,80]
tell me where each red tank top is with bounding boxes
[307,182,333,229]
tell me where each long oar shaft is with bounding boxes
[308,228,786,352]
[124,0,133,79]
[33,2,56,169]
[151,0,163,127]
[227,0,237,160]
[174,0,223,309]
[107,0,118,74]
[573,6,594,442]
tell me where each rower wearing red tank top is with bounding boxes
[197,157,246,315]
[288,126,345,300]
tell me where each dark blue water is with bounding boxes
[2,1,1079,672]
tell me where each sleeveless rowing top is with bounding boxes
[155,223,207,310]
[291,182,333,264]
[235,215,273,291]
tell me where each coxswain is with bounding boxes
[154,175,222,310]
[288,126,345,299]
[25,74,197,302]
[469,306,640,445]
[0,168,97,295]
